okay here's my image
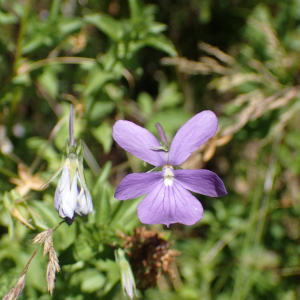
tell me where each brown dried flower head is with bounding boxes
[118,227,180,290]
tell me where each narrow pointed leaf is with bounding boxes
[128,0,143,20]
[84,14,123,42]
[92,161,112,196]
[95,184,111,225]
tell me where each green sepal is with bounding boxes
[77,146,91,200]
[150,141,169,152]
[39,157,67,190]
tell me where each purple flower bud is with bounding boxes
[155,123,168,146]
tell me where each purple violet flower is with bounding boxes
[113,110,227,227]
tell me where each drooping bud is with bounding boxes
[41,105,93,224]
[115,248,138,300]
[54,163,78,219]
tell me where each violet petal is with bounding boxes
[137,181,203,227]
[113,120,167,166]
[174,169,227,197]
[168,110,218,166]
[115,172,163,200]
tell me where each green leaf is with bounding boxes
[128,0,143,20]
[73,237,96,261]
[28,200,61,228]
[110,197,141,231]
[89,102,115,122]
[84,67,115,96]
[55,221,77,251]
[92,161,112,196]
[93,259,120,295]
[143,35,177,57]
[91,122,113,154]
[38,68,58,99]
[81,269,106,293]
[156,82,183,109]
[149,22,167,34]
[58,17,83,35]
[70,269,106,293]
[21,35,49,54]
[0,11,18,24]
[84,14,123,42]
[137,92,153,117]
[95,184,112,225]
[11,73,31,85]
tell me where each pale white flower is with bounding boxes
[41,105,93,223]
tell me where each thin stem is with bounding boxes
[30,115,69,173]
[19,57,95,74]
[254,132,282,246]
[202,203,279,266]
[69,105,74,146]
[13,0,31,74]
[7,152,24,165]
[53,220,66,231]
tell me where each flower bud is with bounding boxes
[53,142,93,221]
[115,248,138,299]
[41,105,93,224]
[54,164,78,219]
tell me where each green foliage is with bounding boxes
[1,0,300,299]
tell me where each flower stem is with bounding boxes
[13,0,31,74]
[69,105,74,146]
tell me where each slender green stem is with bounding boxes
[231,132,282,300]
[69,105,74,146]
[30,115,68,174]
[13,0,31,74]
[20,57,95,74]
[202,202,279,266]
[254,132,282,246]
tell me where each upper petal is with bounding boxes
[174,169,227,197]
[168,110,218,166]
[137,181,203,227]
[113,120,167,167]
[115,172,163,200]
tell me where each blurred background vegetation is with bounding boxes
[1,0,300,299]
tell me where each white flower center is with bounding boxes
[163,165,174,186]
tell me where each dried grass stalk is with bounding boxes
[2,273,26,300]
